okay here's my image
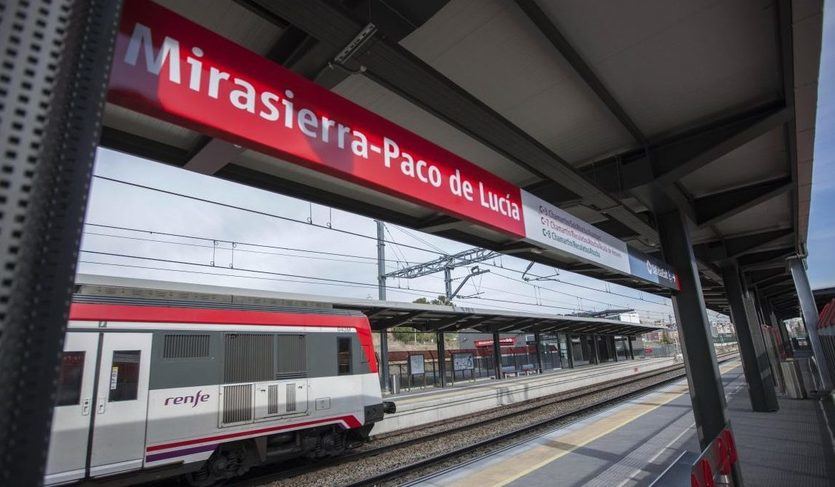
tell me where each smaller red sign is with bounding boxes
[474,338,515,347]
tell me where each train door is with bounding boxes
[89,332,152,477]
[46,331,153,485]
[45,332,99,485]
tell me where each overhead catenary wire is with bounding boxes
[78,253,580,312]
[83,222,671,318]
[90,176,677,318]
[92,175,445,257]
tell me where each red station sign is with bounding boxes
[107,0,680,290]
[108,0,527,238]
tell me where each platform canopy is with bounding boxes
[99,0,822,316]
[75,274,664,336]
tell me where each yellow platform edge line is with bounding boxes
[456,361,740,487]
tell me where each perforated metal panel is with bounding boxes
[285,383,296,412]
[276,334,306,378]
[222,384,253,425]
[163,334,210,359]
[267,385,279,415]
[224,334,274,383]
[0,0,122,481]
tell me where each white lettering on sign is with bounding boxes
[121,22,523,227]
[520,190,630,273]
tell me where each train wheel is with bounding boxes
[186,443,251,486]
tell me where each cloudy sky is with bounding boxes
[78,5,834,324]
[80,149,681,324]
[808,5,835,289]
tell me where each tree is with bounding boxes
[413,295,450,305]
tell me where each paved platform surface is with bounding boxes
[729,380,835,486]
[413,359,835,486]
[375,357,679,436]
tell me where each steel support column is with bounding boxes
[567,334,575,368]
[721,261,779,411]
[612,337,618,362]
[376,221,390,391]
[592,335,601,364]
[0,0,123,483]
[788,257,833,390]
[628,338,635,359]
[493,332,502,379]
[534,332,544,373]
[436,332,446,388]
[657,210,736,456]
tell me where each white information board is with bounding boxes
[521,190,630,273]
[409,354,425,375]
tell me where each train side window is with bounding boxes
[56,351,85,406]
[337,337,352,375]
[109,350,141,402]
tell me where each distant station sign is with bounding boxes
[107,0,678,290]
[474,338,515,347]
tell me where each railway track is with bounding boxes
[235,354,737,487]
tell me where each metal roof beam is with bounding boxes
[694,228,794,262]
[694,177,792,228]
[581,103,790,193]
[255,0,660,242]
[440,314,492,331]
[429,314,474,331]
[747,267,788,284]
[515,0,647,146]
[100,127,190,166]
[374,310,425,329]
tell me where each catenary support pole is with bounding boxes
[0,0,123,483]
[436,331,446,388]
[493,331,502,379]
[788,256,833,391]
[534,332,544,373]
[376,220,390,391]
[657,210,738,463]
[721,261,779,411]
[567,334,575,368]
[444,267,453,302]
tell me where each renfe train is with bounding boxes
[45,287,393,486]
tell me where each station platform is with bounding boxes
[375,357,680,436]
[414,359,835,487]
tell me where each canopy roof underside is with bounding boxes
[99,0,824,319]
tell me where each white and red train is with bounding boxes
[45,288,393,486]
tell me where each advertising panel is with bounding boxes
[521,190,630,274]
[408,354,425,375]
[453,353,474,371]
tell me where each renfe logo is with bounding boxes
[165,390,210,408]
